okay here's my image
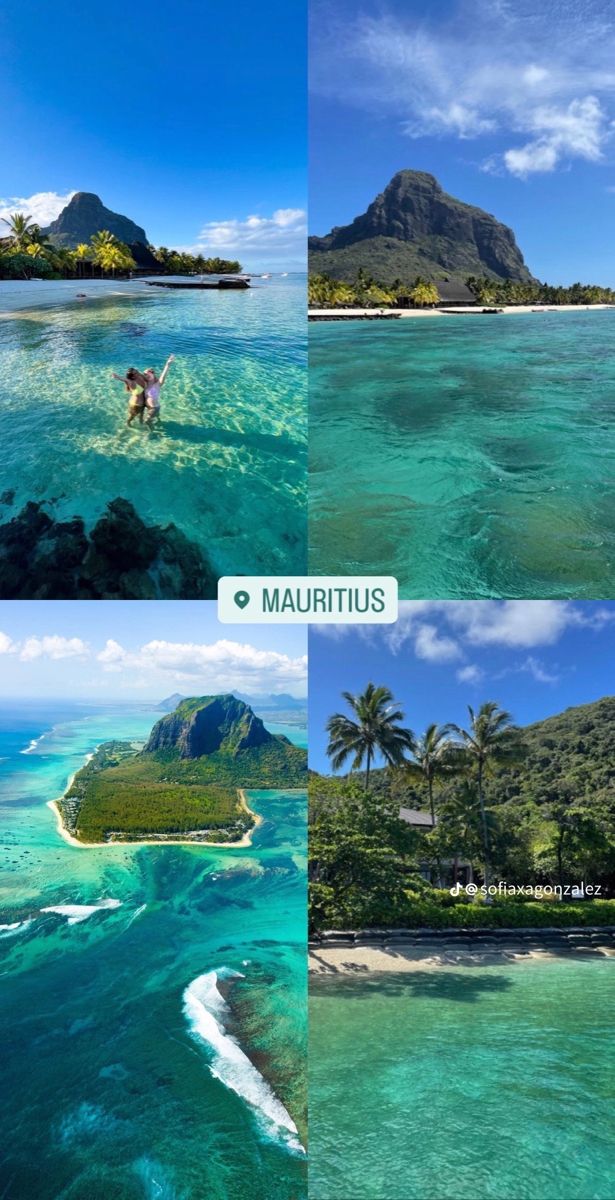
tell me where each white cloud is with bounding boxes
[97,639,126,668]
[182,208,307,265]
[0,191,75,230]
[20,636,89,662]
[380,601,611,672]
[444,601,575,647]
[503,96,607,177]
[310,0,615,178]
[456,664,484,684]
[0,631,17,655]
[520,655,559,684]
[96,637,307,694]
[414,623,462,663]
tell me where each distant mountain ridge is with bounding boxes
[309,170,535,285]
[44,191,148,249]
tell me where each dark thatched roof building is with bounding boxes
[435,281,477,305]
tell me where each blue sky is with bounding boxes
[0,602,307,701]
[0,0,306,270]
[310,0,615,285]
[309,601,615,772]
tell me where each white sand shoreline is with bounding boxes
[47,785,262,850]
[309,303,615,320]
[309,943,615,974]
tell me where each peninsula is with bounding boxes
[51,694,307,846]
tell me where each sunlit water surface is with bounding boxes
[0,276,306,577]
[309,963,615,1199]
[309,312,615,597]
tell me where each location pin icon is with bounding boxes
[234,590,250,610]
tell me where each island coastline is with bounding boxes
[47,784,263,850]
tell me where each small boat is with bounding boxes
[261,273,271,279]
[281,272,288,277]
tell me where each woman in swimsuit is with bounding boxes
[112,367,149,425]
[143,354,175,425]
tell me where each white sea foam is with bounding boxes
[123,903,147,931]
[183,968,303,1153]
[20,734,45,755]
[40,899,122,925]
[0,918,34,937]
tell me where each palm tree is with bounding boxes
[326,682,414,791]
[2,212,35,250]
[410,281,439,308]
[404,723,456,885]
[405,723,454,825]
[74,243,91,278]
[450,702,523,890]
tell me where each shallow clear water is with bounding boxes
[0,703,307,1198]
[309,312,615,598]
[309,963,615,1200]
[0,276,306,579]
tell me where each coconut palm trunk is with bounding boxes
[477,758,491,892]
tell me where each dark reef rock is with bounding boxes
[0,498,216,599]
[309,169,535,284]
[145,695,277,759]
[44,192,147,249]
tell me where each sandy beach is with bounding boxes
[309,940,615,974]
[47,786,262,850]
[308,303,615,320]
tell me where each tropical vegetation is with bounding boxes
[0,211,241,279]
[309,690,615,929]
[308,269,615,309]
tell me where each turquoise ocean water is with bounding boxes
[0,275,306,578]
[0,703,307,1199]
[309,963,615,1200]
[309,312,615,597]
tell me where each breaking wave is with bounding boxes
[40,899,122,925]
[183,968,303,1154]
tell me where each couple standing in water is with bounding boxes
[112,355,175,426]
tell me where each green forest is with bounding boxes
[309,689,615,931]
[62,735,306,842]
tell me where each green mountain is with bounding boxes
[59,695,307,843]
[492,696,615,810]
[308,169,535,286]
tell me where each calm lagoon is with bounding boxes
[309,961,615,1200]
[0,275,306,588]
[309,311,615,598]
